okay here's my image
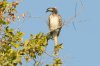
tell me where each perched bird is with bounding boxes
[46,7,62,46]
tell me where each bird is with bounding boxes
[46,7,62,46]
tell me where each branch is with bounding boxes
[64,0,85,26]
[44,51,55,58]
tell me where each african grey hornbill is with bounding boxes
[46,7,62,46]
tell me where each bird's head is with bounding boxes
[46,7,58,14]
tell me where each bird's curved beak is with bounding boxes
[46,8,53,13]
[46,9,49,13]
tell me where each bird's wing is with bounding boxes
[57,14,62,36]
[58,15,62,28]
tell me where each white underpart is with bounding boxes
[49,15,59,31]
[49,15,59,45]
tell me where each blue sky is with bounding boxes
[9,0,100,66]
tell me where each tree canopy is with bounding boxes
[0,0,63,66]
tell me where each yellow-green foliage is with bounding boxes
[0,0,63,66]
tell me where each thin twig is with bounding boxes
[72,1,78,31]
[64,0,84,26]
[44,51,55,58]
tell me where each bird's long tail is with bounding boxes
[53,32,58,46]
[52,32,59,55]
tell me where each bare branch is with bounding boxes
[64,0,85,26]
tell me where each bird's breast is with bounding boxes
[49,15,59,30]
